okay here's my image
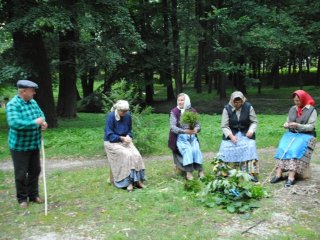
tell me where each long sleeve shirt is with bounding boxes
[6,95,45,151]
[286,105,317,133]
[104,111,133,142]
[221,106,258,138]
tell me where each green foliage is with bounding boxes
[77,93,107,113]
[184,179,204,193]
[103,79,140,112]
[180,111,199,129]
[197,158,268,214]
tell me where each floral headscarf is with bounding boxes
[228,91,247,110]
[293,90,315,117]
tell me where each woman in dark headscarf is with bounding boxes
[271,90,317,187]
[218,91,259,181]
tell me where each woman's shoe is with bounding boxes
[251,176,259,183]
[270,176,283,184]
[198,171,205,179]
[284,179,295,188]
[127,184,133,192]
[136,181,145,189]
[186,172,194,180]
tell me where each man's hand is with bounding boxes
[41,122,48,131]
[35,117,45,125]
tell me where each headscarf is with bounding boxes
[228,91,247,110]
[293,90,315,117]
[111,100,130,121]
[177,93,191,115]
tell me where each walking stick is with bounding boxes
[262,135,296,185]
[41,135,48,216]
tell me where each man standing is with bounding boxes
[6,80,48,208]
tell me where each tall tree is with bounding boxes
[162,0,175,101]
[57,27,78,118]
[171,0,183,94]
[4,0,57,127]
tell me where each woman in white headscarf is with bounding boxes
[168,93,204,180]
[218,91,259,181]
[104,100,145,192]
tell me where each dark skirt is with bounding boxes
[172,153,202,173]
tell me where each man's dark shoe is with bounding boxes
[30,197,44,204]
[19,201,28,208]
[284,179,295,188]
[270,176,283,184]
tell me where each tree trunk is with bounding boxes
[81,67,96,98]
[144,69,154,103]
[171,0,183,95]
[272,62,280,89]
[195,40,204,93]
[12,31,58,128]
[7,0,57,127]
[298,51,304,89]
[316,49,320,86]
[218,72,227,100]
[234,56,247,94]
[183,40,189,85]
[194,0,204,93]
[57,29,78,118]
[162,0,175,101]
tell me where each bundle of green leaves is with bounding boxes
[180,111,199,130]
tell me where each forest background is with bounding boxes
[1,0,320,128]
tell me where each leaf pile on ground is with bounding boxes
[185,158,268,213]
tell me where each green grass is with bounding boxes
[1,156,320,239]
[0,111,307,161]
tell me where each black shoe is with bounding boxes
[270,176,283,184]
[251,176,259,182]
[284,179,295,188]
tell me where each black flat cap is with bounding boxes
[17,80,39,89]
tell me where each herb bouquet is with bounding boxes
[181,111,199,130]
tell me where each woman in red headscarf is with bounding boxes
[271,90,317,187]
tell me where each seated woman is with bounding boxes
[168,93,204,180]
[271,90,317,187]
[218,91,259,181]
[104,100,145,192]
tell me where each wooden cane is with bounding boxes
[41,135,48,216]
[262,136,296,185]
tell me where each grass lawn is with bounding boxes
[1,150,320,239]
